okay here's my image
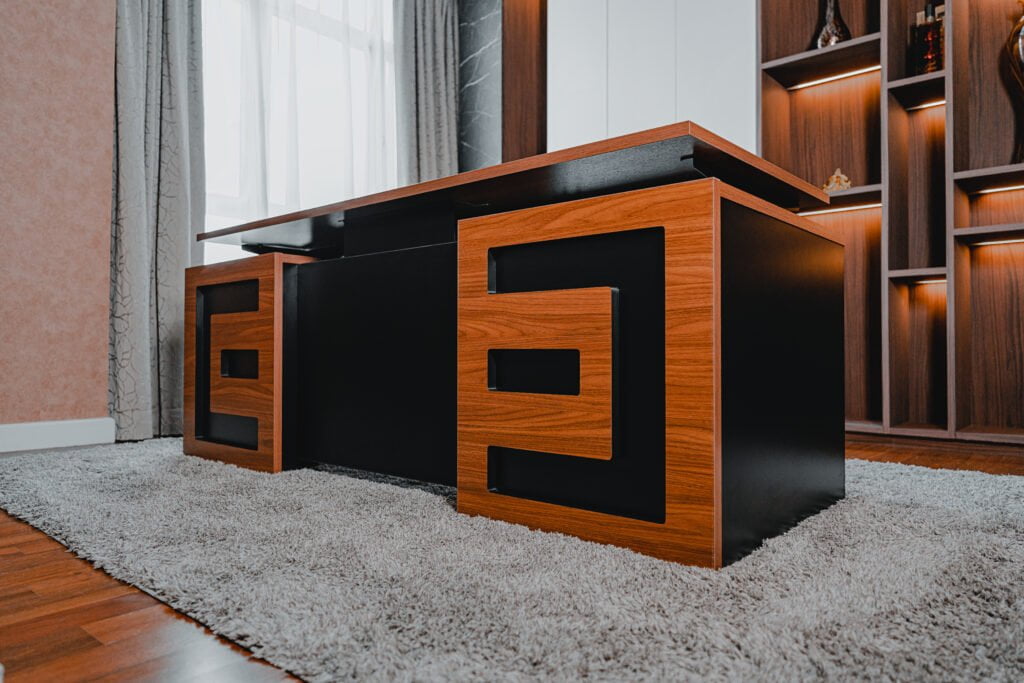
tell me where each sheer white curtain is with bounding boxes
[202,0,398,263]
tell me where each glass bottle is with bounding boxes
[817,0,852,48]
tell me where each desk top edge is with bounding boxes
[197,121,829,243]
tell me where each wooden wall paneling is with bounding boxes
[788,72,883,188]
[907,105,947,267]
[759,73,792,172]
[183,253,313,473]
[952,240,973,431]
[502,0,547,161]
[968,189,1024,229]
[809,208,882,422]
[950,0,971,173]
[958,0,1022,171]
[888,281,910,426]
[886,91,910,270]
[965,243,1024,437]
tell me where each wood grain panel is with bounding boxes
[183,253,312,473]
[966,243,1024,433]
[808,206,882,421]
[889,281,947,428]
[958,0,1022,171]
[788,70,882,188]
[968,189,1024,228]
[502,0,546,161]
[460,287,614,460]
[458,178,842,568]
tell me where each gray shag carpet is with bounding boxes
[1,440,1022,681]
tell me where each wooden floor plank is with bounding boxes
[1,434,1021,681]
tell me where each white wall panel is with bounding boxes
[607,0,677,137]
[547,0,608,150]
[674,0,757,152]
[547,0,757,151]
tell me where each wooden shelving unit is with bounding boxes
[758,0,1024,445]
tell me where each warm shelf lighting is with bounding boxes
[798,202,883,217]
[789,65,881,91]
[976,184,1024,195]
[973,237,1024,247]
[907,99,946,111]
[916,279,947,285]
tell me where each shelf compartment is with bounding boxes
[886,98,946,269]
[807,206,882,423]
[885,0,947,82]
[763,33,881,89]
[952,164,1024,229]
[951,1,1024,172]
[887,71,946,110]
[762,69,882,189]
[888,278,948,431]
[953,240,1024,437]
[761,0,881,63]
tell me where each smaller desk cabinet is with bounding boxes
[184,252,312,472]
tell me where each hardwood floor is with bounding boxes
[0,512,294,682]
[1,434,1021,681]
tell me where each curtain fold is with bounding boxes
[202,0,398,233]
[395,0,460,184]
[109,0,205,440]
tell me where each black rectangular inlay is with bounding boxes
[206,413,259,450]
[488,349,580,395]
[195,279,260,450]
[484,226,666,523]
[220,349,258,379]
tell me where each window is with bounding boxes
[201,0,398,263]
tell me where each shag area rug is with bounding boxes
[1,440,1022,681]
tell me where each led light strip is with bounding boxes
[915,279,947,285]
[973,237,1024,247]
[790,65,881,91]
[798,202,883,217]
[906,99,945,111]
[976,184,1024,195]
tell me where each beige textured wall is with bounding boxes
[0,0,116,424]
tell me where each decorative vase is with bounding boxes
[1006,3,1024,164]
[817,0,851,49]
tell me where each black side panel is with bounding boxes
[485,227,665,523]
[488,349,581,395]
[281,263,300,469]
[720,201,846,565]
[295,244,457,484]
[195,279,260,449]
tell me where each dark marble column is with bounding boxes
[457,0,502,171]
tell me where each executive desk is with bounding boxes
[187,122,845,567]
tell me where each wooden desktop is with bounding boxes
[186,122,846,567]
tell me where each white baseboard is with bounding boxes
[0,417,116,453]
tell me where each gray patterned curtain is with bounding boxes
[395,0,460,184]
[109,0,204,440]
